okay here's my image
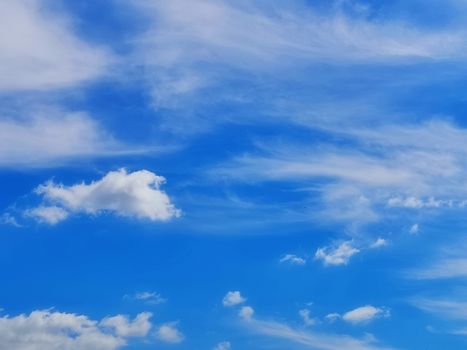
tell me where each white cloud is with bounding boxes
[127,291,167,305]
[100,312,152,337]
[0,112,128,168]
[239,306,254,320]
[214,341,231,350]
[132,0,465,106]
[0,0,111,91]
[387,196,446,209]
[155,322,184,343]
[406,257,467,280]
[238,309,395,350]
[29,169,180,223]
[25,206,69,225]
[409,297,467,320]
[370,238,388,249]
[315,241,360,266]
[0,309,151,350]
[212,120,467,230]
[325,313,341,323]
[409,224,419,235]
[222,291,246,307]
[280,254,306,265]
[299,308,316,326]
[342,306,390,325]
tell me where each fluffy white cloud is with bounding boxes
[239,306,254,320]
[214,341,231,350]
[342,306,390,325]
[280,254,306,265]
[100,312,152,337]
[26,205,69,225]
[222,291,246,307]
[155,322,184,343]
[370,238,388,249]
[0,0,111,91]
[30,169,180,223]
[0,309,151,350]
[315,241,360,266]
[0,112,127,167]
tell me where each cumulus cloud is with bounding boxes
[280,254,306,265]
[315,241,360,266]
[0,0,111,91]
[370,238,388,249]
[342,306,390,325]
[214,341,231,350]
[29,169,180,224]
[100,312,152,337]
[25,205,69,225]
[0,309,151,350]
[0,112,129,168]
[155,322,184,343]
[222,291,246,307]
[239,306,255,320]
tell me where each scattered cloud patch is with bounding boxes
[0,0,111,91]
[299,308,316,326]
[370,238,388,249]
[280,254,306,265]
[0,112,128,168]
[125,291,167,305]
[238,307,395,350]
[25,205,69,225]
[315,241,360,266]
[214,341,231,350]
[28,169,180,224]
[155,322,184,343]
[239,306,255,321]
[342,306,390,325]
[0,309,151,350]
[100,312,152,338]
[409,224,419,235]
[223,291,246,307]
[406,258,467,280]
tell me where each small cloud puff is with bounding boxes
[214,341,231,350]
[370,238,388,249]
[239,306,254,320]
[155,322,184,343]
[326,305,390,325]
[315,241,360,266]
[223,291,246,307]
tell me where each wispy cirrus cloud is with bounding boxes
[0,0,112,92]
[238,306,395,350]
[131,0,467,108]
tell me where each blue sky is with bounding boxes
[2,0,467,349]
